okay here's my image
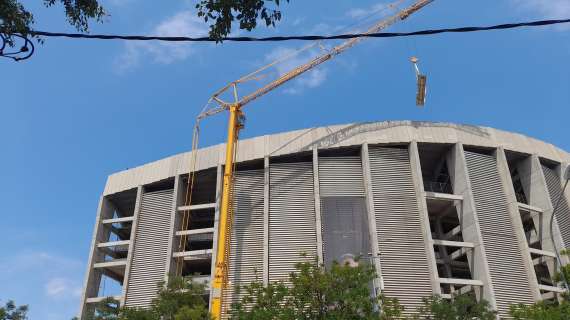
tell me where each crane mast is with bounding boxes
[193,1,435,318]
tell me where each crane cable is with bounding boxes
[175,120,202,277]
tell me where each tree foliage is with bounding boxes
[0,0,105,44]
[0,300,28,320]
[87,276,210,320]
[414,294,496,320]
[1,0,290,46]
[230,259,380,320]
[510,300,570,320]
[554,249,570,291]
[229,258,499,320]
[509,250,570,319]
[378,295,404,320]
[196,0,289,41]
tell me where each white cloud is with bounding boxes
[264,46,329,95]
[0,251,85,319]
[347,2,393,19]
[114,11,208,73]
[511,0,570,29]
[0,251,82,274]
[104,0,134,6]
[45,277,82,299]
[512,0,570,17]
[291,17,305,27]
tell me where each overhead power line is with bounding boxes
[30,18,570,42]
[2,18,569,61]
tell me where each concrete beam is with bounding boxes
[538,284,566,294]
[518,203,544,213]
[528,248,556,258]
[174,249,213,259]
[176,228,215,236]
[94,260,127,269]
[102,216,134,224]
[97,240,130,248]
[439,278,484,287]
[433,239,474,248]
[425,192,463,202]
[435,259,469,268]
[178,203,216,211]
[448,247,471,261]
[443,225,462,240]
[86,296,122,304]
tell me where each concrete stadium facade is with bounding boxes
[79,121,570,318]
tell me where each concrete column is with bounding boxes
[557,162,570,252]
[312,148,324,265]
[263,157,270,284]
[164,175,182,281]
[496,148,541,301]
[447,143,496,305]
[562,162,570,199]
[209,164,223,307]
[78,196,108,319]
[409,141,440,294]
[120,185,143,306]
[361,143,383,292]
[531,156,568,264]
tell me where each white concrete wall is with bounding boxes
[103,121,570,196]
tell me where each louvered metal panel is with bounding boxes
[223,170,265,311]
[464,151,535,317]
[318,156,369,267]
[321,197,369,267]
[125,189,173,308]
[318,156,365,197]
[542,165,570,247]
[269,162,317,282]
[368,147,433,313]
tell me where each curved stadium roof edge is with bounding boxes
[104,120,570,196]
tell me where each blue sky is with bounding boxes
[1,0,569,318]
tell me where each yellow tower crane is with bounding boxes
[177,1,435,318]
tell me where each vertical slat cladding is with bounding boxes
[225,170,265,308]
[269,162,317,282]
[318,157,365,197]
[542,165,570,248]
[368,147,432,313]
[464,152,535,316]
[318,156,367,265]
[125,189,173,308]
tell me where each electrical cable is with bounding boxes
[549,179,570,292]
[27,18,570,42]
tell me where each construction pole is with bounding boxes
[210,104,241,319]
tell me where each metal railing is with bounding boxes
[424,181,453,194]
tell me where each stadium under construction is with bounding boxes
[79,120,570,318]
